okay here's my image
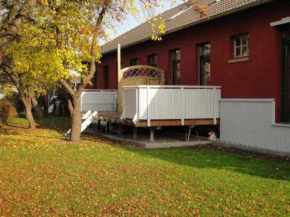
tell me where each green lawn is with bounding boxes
[0,117,289,216]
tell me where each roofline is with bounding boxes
[101,0,275,55]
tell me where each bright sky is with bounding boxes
[100,0,183,45]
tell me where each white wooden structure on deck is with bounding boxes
[122,85,221,127]
[81,89,117,112]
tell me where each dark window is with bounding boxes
[199,43,211,86]
[130,58,138,66]
[148,54,157,67]
[103,65,109,89]
[171,49,181,85]
[283,28,290,39]
[233,34,249,58]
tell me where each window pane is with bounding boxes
[130,58,138,66]
[173,50,180,60]
[235,37,241,47]
[241,35,248,46]
[200,44,211,56]
[148,54,157,67]
[283,28,290,39]
[171,50,181,85]
[174,62,181,85]
[234,34,249,58]
[242,46,249,57]
[236,47,241,57]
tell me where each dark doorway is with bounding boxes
[103,65,109,89]
[199,43,211,86]
[282,38,290,122]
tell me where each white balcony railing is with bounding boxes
[122,85,221,126]
[81,89,118,112]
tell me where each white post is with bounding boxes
[122,88,126,119]
[117,44,122,114]
[213,88,216,125]
[147,86,151,127]
[136,88,139,121]
[181,87,184,126]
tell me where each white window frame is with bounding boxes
[234,34,249,58]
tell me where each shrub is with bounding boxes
[0,100,18,127]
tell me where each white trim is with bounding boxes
[123,85,221,89]
[272,123,290,128]
[219,99,275,102]
[270,16,290,27]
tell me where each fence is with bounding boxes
[81,89,118,112]
[220,99,290,156]
[122,85,221,126]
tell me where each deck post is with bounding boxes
[133,127,137,140]
[98,120,101,131]
[181,87,184,126]
[107,122,110,133]
[213,87,217,125]
[119,123,123,136]
[147,86,151,127]
[150,128,154,142]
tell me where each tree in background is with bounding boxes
[1,22,58,128]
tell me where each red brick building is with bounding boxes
[89,0,290,123]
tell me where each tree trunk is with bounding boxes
[67,98,74,117]
[70,96,82,142]
[21,97,36,129]
[32,97,43,119]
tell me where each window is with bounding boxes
[130,58,138,66]
[148,54,157,67]
[171,49,181,85]
[103,65,109,89]
[234,34,249,58]
[94,67,99,89]
[283,28,290,39]
[199,43,211,86]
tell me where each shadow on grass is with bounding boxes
[8,114,70,131]
[122,144,290,181]
[5,115,290,181]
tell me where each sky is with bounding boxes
[100,0,183,45]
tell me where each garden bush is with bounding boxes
[0,100,18,127]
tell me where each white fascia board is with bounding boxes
[270,16,290,27]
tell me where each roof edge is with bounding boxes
[101,0,275,55]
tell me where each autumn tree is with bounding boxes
[1,22,59,128]
[0,0,38,61]
[2,0,205,140]
[31,0,170,141]
[42,0,206,141]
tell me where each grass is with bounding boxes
[0,116,289,216]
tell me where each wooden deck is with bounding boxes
[95,112,220,127]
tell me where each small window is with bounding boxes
[234,34,249,58]
[148,54,157,67]
[130,58,138,66]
